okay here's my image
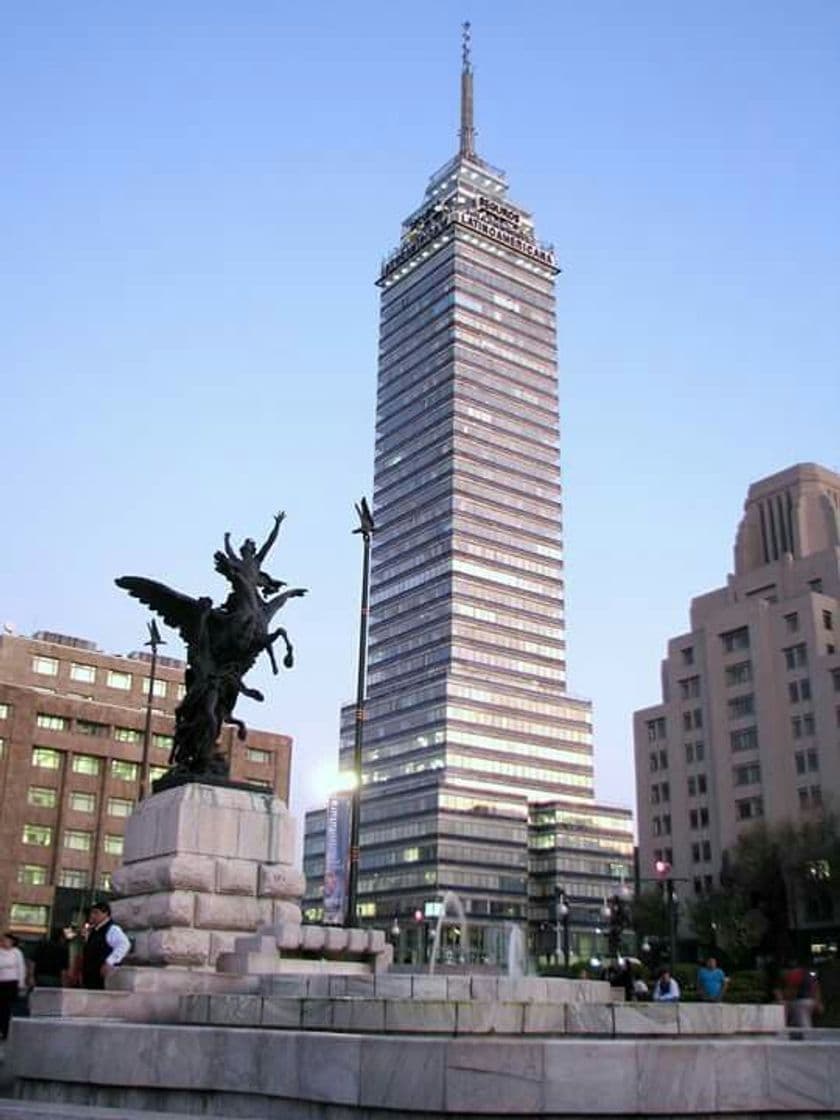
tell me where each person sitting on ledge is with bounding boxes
[652,967,681,1002]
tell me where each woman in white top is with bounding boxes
[0,932,27,1040]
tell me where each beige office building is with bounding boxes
[635,463,840,901]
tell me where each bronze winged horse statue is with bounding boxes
[116,512,306,779]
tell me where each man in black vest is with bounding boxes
[81,902,131,990]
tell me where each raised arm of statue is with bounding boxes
[256,511,285,565]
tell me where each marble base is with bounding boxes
[110,783,301,969]
[7,1018,840,1116]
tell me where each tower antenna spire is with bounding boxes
[459,21,476,159]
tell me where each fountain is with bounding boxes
[428,890,469,974]
[506,921,527,978]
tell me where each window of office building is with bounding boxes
[0,703,10,719]
[69,791,96,813]
[658,749,669,769]
[646,717,666,742]
[114,727,142,744]
[789,678,812,703]
[70,663,96,683]
[728,694,755,719]
[679,676,701,700]
[106,670,132,691]
[651,785,660,805]
[32,656,58,676]
[27,786,57,808]
[9,904,48,928]
[700,807,709,827]
[100,872,113,891]
[72,754,101,776]
[784,612,799,633]
[76,719,108,737]
[799,786,822,811]
[721,627,750,653]
[783,643,808,670]
[57,869,89,889]
[107,797,133,817]
[18,864,47,885]
[685,742,694,764]
[103,834,124,856]
[823,610,834,631]
[32,747,60,769]
[689,809,698,829]
[145,678,167,698]
[153,734,173,751]
[681,647,694,666]
[736,796,764,821]
[649,752,658,773]
[246,747,271,764]
[64,829,92,851]
[0,738,4,759]
[22,824,52,846]
[725,661,752,687]
[733,762,761,786]
[150,765,167,781]
[795,749,819,776]
[731,726,759,753]
[35,713,69,732]
[111,760,139,782]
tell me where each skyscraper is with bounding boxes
[305,31,632,963]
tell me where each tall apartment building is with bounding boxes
[304,38,632,962]
[0,630,292,935]
[634,463,840,910]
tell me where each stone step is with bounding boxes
[0,1103,187,1120]
[179,992,784,1036]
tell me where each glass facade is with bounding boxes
[305,57,633,961]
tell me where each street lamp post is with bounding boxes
[556,887,570,968]
[666,879,678,968]
[140,620,165,800]
[345,498,375,928]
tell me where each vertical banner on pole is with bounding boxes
[324,791,352,925]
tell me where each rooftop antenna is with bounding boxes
[459,21,476,159]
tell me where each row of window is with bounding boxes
[32,748,162,782]
[31,656,181,696]
[22,824,124,854]
[28,787,134,815]
[34,713,175,748]
[784,609,834,633]
[18,865,112,889]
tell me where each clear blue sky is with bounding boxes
[2,2,838,833]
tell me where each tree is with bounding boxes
[687,813,840,967]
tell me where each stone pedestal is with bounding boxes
[110,783,304,971]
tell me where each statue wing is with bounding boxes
[115,576,204,645]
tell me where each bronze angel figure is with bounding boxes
[116,512,306,780]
